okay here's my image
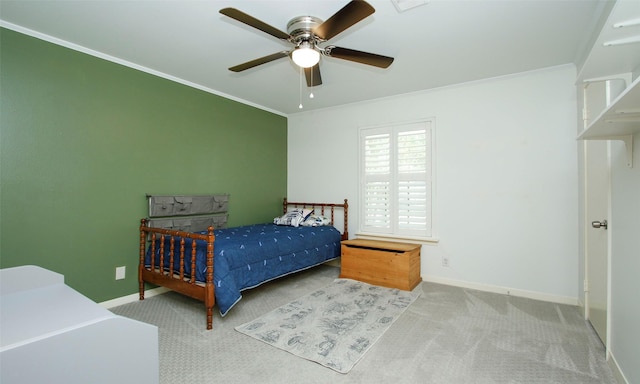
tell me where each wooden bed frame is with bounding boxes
[139,198,349,330]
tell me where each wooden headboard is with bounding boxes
[283,198,349,241]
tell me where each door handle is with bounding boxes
[591,220,608,230]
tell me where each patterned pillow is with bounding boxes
[301,214,332,227]
[273,208,313,227]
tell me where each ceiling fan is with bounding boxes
[219,0,394,87]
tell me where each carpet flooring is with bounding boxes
[111,264,617,384]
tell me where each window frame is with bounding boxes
[358,119,436,241]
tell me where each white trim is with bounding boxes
[355,232,439,244]
[423,275,579,306]
[607,351,630,384]
[99,287,170,309]
[605,140,613,357]
[0,20,286,118]
[582,138,590,321]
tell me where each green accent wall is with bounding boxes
[0,28,287,302]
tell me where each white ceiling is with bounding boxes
[0,0,623,115]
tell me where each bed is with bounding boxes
[138,196,349,330]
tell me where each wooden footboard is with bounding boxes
[138,220,216,329]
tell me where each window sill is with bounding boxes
[354,232,440,244]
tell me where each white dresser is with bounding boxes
[1,265,159,384]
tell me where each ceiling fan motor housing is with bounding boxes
[287,16,324,45]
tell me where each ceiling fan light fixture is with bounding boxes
[292,42,320,68]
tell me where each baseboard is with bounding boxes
[99,286,170,309]
[608,351,629,384]
[423,275,578,306]
[102,276,578,309]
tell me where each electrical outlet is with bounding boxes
[115,266,126,280]
[442,256,450,267]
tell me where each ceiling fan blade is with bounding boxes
[326,46,394,68]
[220,8,290,40]
[229,51,290,72]
[313,0,375,41]
[304,65,322,87]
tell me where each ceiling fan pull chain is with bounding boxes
[309,68,315,99]
[299,66,304,109]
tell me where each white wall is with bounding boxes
[609,134,640,384]
[288,65,579,303]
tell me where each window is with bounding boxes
[360,120,433,238]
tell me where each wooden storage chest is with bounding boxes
[340,239,421,291]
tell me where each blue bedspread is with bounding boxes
[146,223,341,316]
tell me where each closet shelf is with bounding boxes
[578,76,640,140]
[578,76,639,168]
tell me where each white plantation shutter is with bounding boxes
[397,129,430,234]
[364,181,390,228]
[363,133,391,229]
[361,121,433,237]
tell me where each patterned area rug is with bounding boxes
[235,278,420,373]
